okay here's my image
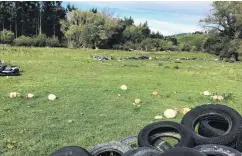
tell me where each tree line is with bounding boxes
[0,1,241,60]
[0,1,72,38]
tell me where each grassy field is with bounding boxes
[0,47,242,156]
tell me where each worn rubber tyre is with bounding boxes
[198,118,237,148]
[181,104,242,146]
[138,121,193,148]
[160,147,206,156]
[123,147,163,156]
[120,133,173,152]
[149,133,173,152]
[49,146,92,156]
[194,144,241,156]
[198,119,227,137]
[120,135,138,148]
[235,129,242,152]
[89,141,131,156]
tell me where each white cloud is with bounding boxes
[80,1,212,15]
[134,18,203,36]
[66,1,211,35]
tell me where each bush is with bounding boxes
[13,35,33,46]
[180,43,192,51]
[33,34,47,47]
[191,45,197,52]
[159,40,173,51]
[112,44,122,50]
[219,39,240,61]
[238,40,242,57]
[202,35,225,55]
[169,45,179,51]
[13,34,61,47]
[177,34,207,51]
[203,37,218,54]
[122,41,135,51]
[0,29,14,44]
[46,37,60,47]
[60,38,68,48]
[140,38,153,51]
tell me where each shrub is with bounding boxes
[122,41,135,51]
[202,35,224,55]
[60,38,68,47]
[13,34,61,47]
[13,35,33,46]
[112,44,122,50]
[181,43,192,51]
[0,29,14,44]
[159,40,173,51]
[169,45,179,51]
[140,38,153,51]
[177,34,208,51]
[33,34,47,47]
[46,37,60,47]
[191,45,197,52]
[165,36,178,45]
[140,38,161,51]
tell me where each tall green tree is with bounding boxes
[201,1,242,60]
[62,10,119,48]
[41,1,66,38]
[90,8,97,13]
[66,2,77,13]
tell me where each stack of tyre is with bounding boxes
[0,60,20,76]
[50,104,242,156]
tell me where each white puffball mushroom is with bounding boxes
[203,91,211,96]
[135,98,142,104]
[217,95,224,101]
[25,93,34,99]
[120,85,128,91]
[164,109,177,118]
[181,108,191,115]
[9,92,20,98]
[48,94,56,101]
[152,91,159,96]
[211,95,218,100]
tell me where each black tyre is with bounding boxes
[149,133,173,152]
[194,144,241,156]
[181,104,242,146]
[138,121,193,148]
[50,146,92,156]
[123,147,163,156]
[198,119,227,137]
[120,135,138,148]
[160,147,206,156]
[89,141,131,156]
[197,118,237,148]
[235,129,242,152]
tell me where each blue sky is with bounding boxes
[62,1,213,36]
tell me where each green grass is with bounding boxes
[0,47,242,156]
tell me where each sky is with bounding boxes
[62,1,213,36]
